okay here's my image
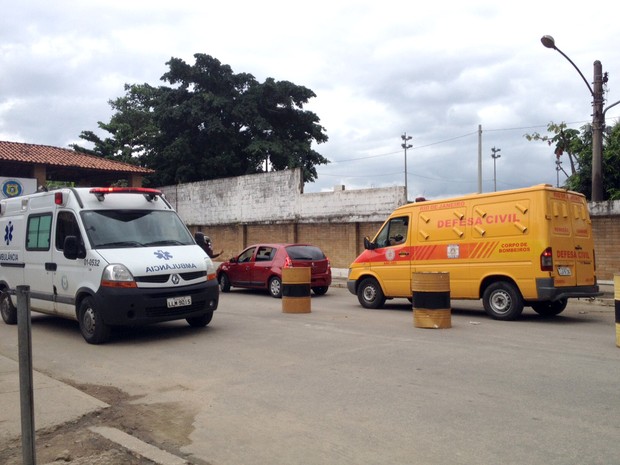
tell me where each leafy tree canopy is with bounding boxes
[525,121,620,200]
[72,54,329,186]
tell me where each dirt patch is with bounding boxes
[0,383,207,465]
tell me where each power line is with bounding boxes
[316,119,608,187]
[330,120,602,165]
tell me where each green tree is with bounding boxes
[74,54,329,187]
[524,122,583,176]
[525,121,620,200]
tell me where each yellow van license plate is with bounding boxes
[557,267,571,276]
[167,296,192,308]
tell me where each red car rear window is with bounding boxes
[285,245,326,260]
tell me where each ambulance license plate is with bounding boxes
[557,266,571,276]
[167,296,192,308]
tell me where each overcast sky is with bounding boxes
[2,1,619,200]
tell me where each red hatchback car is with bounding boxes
[217,243,331,298]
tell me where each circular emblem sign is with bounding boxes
[2,180,23,198]
[385,249,396,261]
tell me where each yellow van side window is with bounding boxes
[375,216,409,248]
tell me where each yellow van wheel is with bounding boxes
[357,277,386,309]
[482,282,524,321]
[531,298,567,317]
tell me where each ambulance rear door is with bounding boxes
[548,191,595,287]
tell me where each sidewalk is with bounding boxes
[0,354,189,464]
[0,354,109,442]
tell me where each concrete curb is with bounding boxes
[89,426,188,465]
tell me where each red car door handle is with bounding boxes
[399,251,409,257]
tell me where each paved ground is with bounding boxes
[0,273,617,464]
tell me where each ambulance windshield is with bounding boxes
[81,210,194,249]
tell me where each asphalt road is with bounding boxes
[1,287,618,465]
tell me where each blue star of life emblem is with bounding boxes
[154,249,173,260]
[4,222,13,245]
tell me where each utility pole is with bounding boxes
[478,125,482,193]
[491,147,501,192]
[401,133,412,201]
[541,35,620,201]
[591,60,604,201]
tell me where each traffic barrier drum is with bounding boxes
[615,274,620,348]
[282,268,311,314]
[412,272,451,329]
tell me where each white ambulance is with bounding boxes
[0,187,219,344]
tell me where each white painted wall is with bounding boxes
[160,169,407,225]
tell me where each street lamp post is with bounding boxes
[401,133,412,201]
[491,146,501,192]
[540,35,614,201]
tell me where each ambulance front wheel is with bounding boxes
[187,311,213,327]
[78,297,111,344]
[357,278,386,309]
[482,282,524,321]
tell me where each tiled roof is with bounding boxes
[0,141,154,174]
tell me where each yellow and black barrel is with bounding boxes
[615,274,619,348]
[412,272,451,329]
[282,267,311,314]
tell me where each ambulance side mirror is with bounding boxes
[363,236,376,250]
[63,236,86,260]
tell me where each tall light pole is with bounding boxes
[540,35,620,201]
[491,146,501,192]
[401,133,412,201]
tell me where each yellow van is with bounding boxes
[347,184,600,320]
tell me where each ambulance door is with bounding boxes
[52,210,89,319]
[23,212,55,313]
[371,215,412,298]
[568,197,596,286]
[549,197,578,287]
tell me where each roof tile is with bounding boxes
[0,141,154,174]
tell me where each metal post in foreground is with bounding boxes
[17,285,36,465]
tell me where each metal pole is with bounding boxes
[17,285,36,465]
[491,147,501,192]
[401,133,412,202]
[541,36,607,201]
[478,125,482,193]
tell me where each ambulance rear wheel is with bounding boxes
[482,282,524,320]
[358,278,386,309]
[0,292,17,325]
[531,298,568,317]
[78,297,111,344]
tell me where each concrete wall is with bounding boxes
[161,170,620,281]
[161,169,404,225]
[589,201,620,282]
